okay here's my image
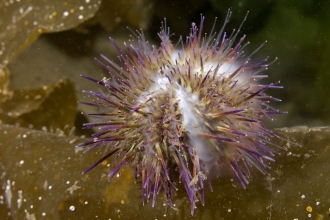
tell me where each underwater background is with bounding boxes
[1,0,330,219]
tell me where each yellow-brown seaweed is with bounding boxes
[0,0,101,70]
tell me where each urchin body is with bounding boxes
[78,11,284,215]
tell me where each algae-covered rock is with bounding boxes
[0,125,330,219]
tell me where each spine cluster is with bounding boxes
[77,11,284,215]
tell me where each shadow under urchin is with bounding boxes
[77,10,285,215]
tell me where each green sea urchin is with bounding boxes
[77,11,285,215]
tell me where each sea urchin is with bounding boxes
[77,11,285,215]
